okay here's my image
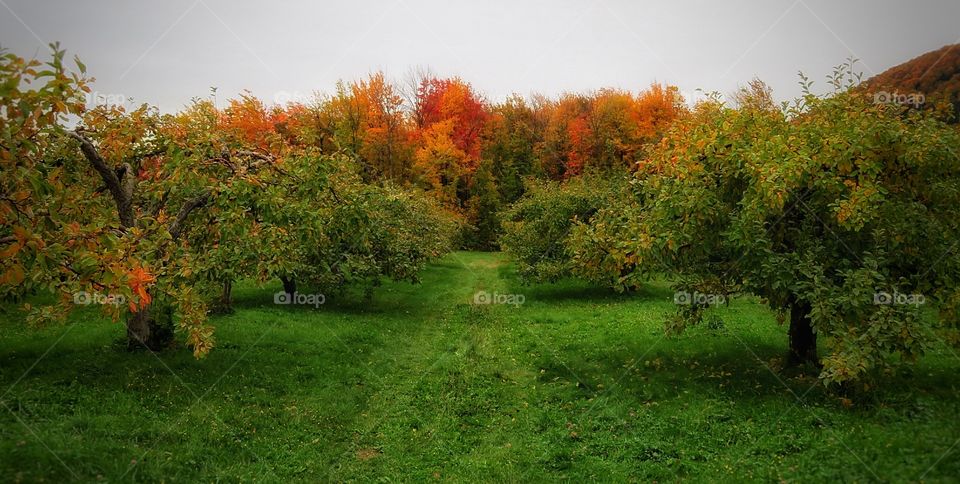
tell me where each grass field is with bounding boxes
[1,251,959,482]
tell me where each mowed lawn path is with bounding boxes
[1,251,959,481]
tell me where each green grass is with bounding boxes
[1,251,959,482]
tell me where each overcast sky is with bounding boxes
[2,0,958,112]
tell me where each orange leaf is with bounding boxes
[1,264,25,285]
[0,242,21,259]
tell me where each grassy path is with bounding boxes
[1,252,959,481]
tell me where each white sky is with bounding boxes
[2,0,958,112]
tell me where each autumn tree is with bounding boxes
[414,77,487,160]
[414,118,468,208]
[172,97,297,312]
[355,73,413,180]
[156,94,456,312]
[0,46,251,353]
[412,77,488,192]
[632,83,686,143]
[500,171,630,282]
[483,94,541,204]
[572,67,960,382]
[323,73,414,181]
[534,84,684,178]
[537,93,590,179]
[218,92,281,152]
[279,98,338,152]
[464,159,502,250]
[1,47,458,354]
[261,152,457,294]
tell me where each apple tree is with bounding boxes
[572,69,960,383]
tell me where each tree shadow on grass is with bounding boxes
[224,282,446,318]
[538,342,789,395]
[496,262,676,306]
[502,276,675,306]
[531,333,960,414]
[0,318,382,482]
[0,315,386,402]
[223,256,470,318]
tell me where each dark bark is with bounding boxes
[221,279,233,308]
[126,300,174,351]
[208,279,233,315]
[70,131,136,229]
[280,276,297,295]
[787,299,818,366]
[168,191,211,241]
[126,309,151,350]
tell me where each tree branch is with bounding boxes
[69,130,136,228]
[234,150,274,162]
[150,189,170,218]
[69,131,121,201]
[168,190,212,241]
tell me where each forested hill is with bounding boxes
[861,43,960,116]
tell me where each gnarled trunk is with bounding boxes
[787,298,818,366]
